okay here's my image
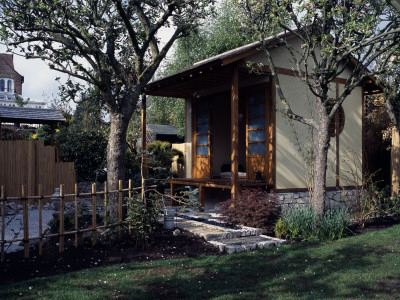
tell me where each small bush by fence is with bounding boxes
[0,180,156,262]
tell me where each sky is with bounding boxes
[0,26,175,108]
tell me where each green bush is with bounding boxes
[274,218,288,238]
[125,193,162,248]
[277,206,351,241]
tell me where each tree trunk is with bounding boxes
[107,109,130,219]
[312,103,331,217]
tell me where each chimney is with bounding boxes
[0,54,14,68]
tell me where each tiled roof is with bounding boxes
[0,106,65,124]
[147,124,178,136]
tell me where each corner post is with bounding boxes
[231,64,239,200]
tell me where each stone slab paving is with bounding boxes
[172,215,286,254]
[209,235,287,254]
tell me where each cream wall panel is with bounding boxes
[339,85,363,185]
[275,74,315,189]
[326,84,337,187]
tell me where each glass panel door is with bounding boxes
[246,90,267,181]
[193,101,212,179]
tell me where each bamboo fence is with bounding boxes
[0,140,76,198]
[0,180,152,262]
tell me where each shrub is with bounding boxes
[347,183,400,227]
[125,192,162,248]
[274,218,288,238]
[220,188,280,232]
[278,206,351,241]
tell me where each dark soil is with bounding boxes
[1,214,399,287]
[0,225,220,286]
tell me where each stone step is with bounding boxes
[208,235,287,254]
[175,217,262,241]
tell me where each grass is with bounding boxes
[1,225,400,300]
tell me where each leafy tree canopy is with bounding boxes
[147,0,256,134]
[0,0,216,206]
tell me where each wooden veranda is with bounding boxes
[169,178,268,208]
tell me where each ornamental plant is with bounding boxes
[276,206,351,241]
[220,188,280,233]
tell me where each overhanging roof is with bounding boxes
[145,29,383,98]
[0,106,65,124]
[144,39,276,98]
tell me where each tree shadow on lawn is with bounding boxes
[137,240,398,299]
[2,226,399,299]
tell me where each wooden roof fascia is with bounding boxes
[0,117,62,125]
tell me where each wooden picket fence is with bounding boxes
[0,180,153,262]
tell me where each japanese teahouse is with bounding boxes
[144,32,382,209]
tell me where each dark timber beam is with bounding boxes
[231,64,239,200]
[141,94,147,201]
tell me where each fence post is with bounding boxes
[118,180,123,240]
[1,185,5,262]
[22,185,29,258]
[92,183,97,247]
[38,184,43,256]
[104,181,107,239]
[74,183,78,248]
[59,184,65,253]
[128,179,132,235]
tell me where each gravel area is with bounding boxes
[0,208,55,253]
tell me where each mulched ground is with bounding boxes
[1,214,399,286]
[0,226,220,286]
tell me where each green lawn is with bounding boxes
[1,225,400,300]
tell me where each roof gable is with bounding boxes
[0,54,23,79]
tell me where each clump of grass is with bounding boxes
[276,206,350,241]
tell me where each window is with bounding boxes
[195,102,210,156]
[327,99,345,138]
[247,90,266,155]
[7,79,12,92]
[0,79,4,92]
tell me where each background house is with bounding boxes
[0,53,46,108]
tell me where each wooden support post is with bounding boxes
[128,179,132,235]
[118,180,123,239]
[141,94,147,202]
[0,120,2,139]
[199,185,205,210]
[59,184,64,253]
[1,185,5,262]
[104,181,107,230]
[231,65,239,200]
[392,127,400,196]
[74,183,78,248]
[38,184,43,256]
[22,185,29,258]
[170,182,175,206]
[92,183,97,247]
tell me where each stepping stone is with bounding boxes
[174,217,262,241]
[208,235,287,253]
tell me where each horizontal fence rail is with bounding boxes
[0,180,157,262]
